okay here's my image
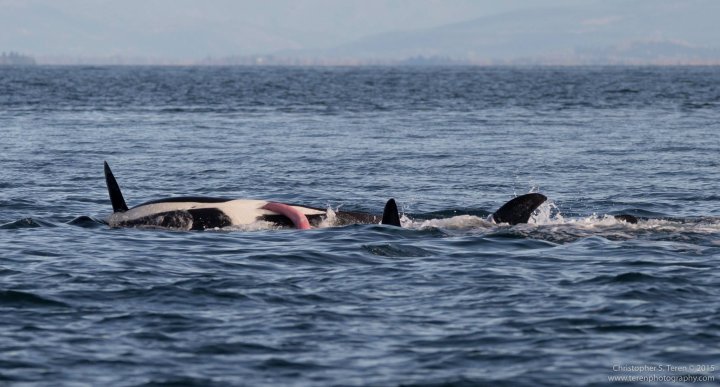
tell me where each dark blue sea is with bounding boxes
[1,66,719,386]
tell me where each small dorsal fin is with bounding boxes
[104,161,129,212]
[492,193,547,225]
[381,198,401,226]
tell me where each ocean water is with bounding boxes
[1,66,719,386]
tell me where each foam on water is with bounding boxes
[222,220,282,232]
[406,214,492,230]
[389,197,720,247]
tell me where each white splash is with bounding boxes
[319,206,337,228]
[409,215,493,230]
[391,195,720,242]
[223,221,282,232]
[529,200,563,225]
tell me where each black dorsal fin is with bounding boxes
[381,198,401,227]
[492,193,547,225]
[104,161,129,212]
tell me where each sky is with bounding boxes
[0,0,589,60]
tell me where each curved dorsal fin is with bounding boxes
[381,198,401,226]
[492,193,547,225]
[104,161,129,212]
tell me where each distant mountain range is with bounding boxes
[281,0,720,64]
[210,0,720,65]
[6,0,720,65]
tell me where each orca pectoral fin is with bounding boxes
[381,198,401,227]
[104,161,129,212]
[492,193,547,225]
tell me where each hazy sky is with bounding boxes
[0,0,591,59]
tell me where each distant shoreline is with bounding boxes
[0,52,36,65]
[6,52,720,67]
[13,62,720,68]
[5,50,720,67]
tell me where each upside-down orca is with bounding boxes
[103,162,548,230]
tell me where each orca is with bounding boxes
[103,162,546,231]
[104,162,401,230]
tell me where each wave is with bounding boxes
[0,218,54,229]
[66,216,107,228]
[399,201,720,244]
[0,216,107,229]
[4,202,719,247]
[0,290,69,308]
